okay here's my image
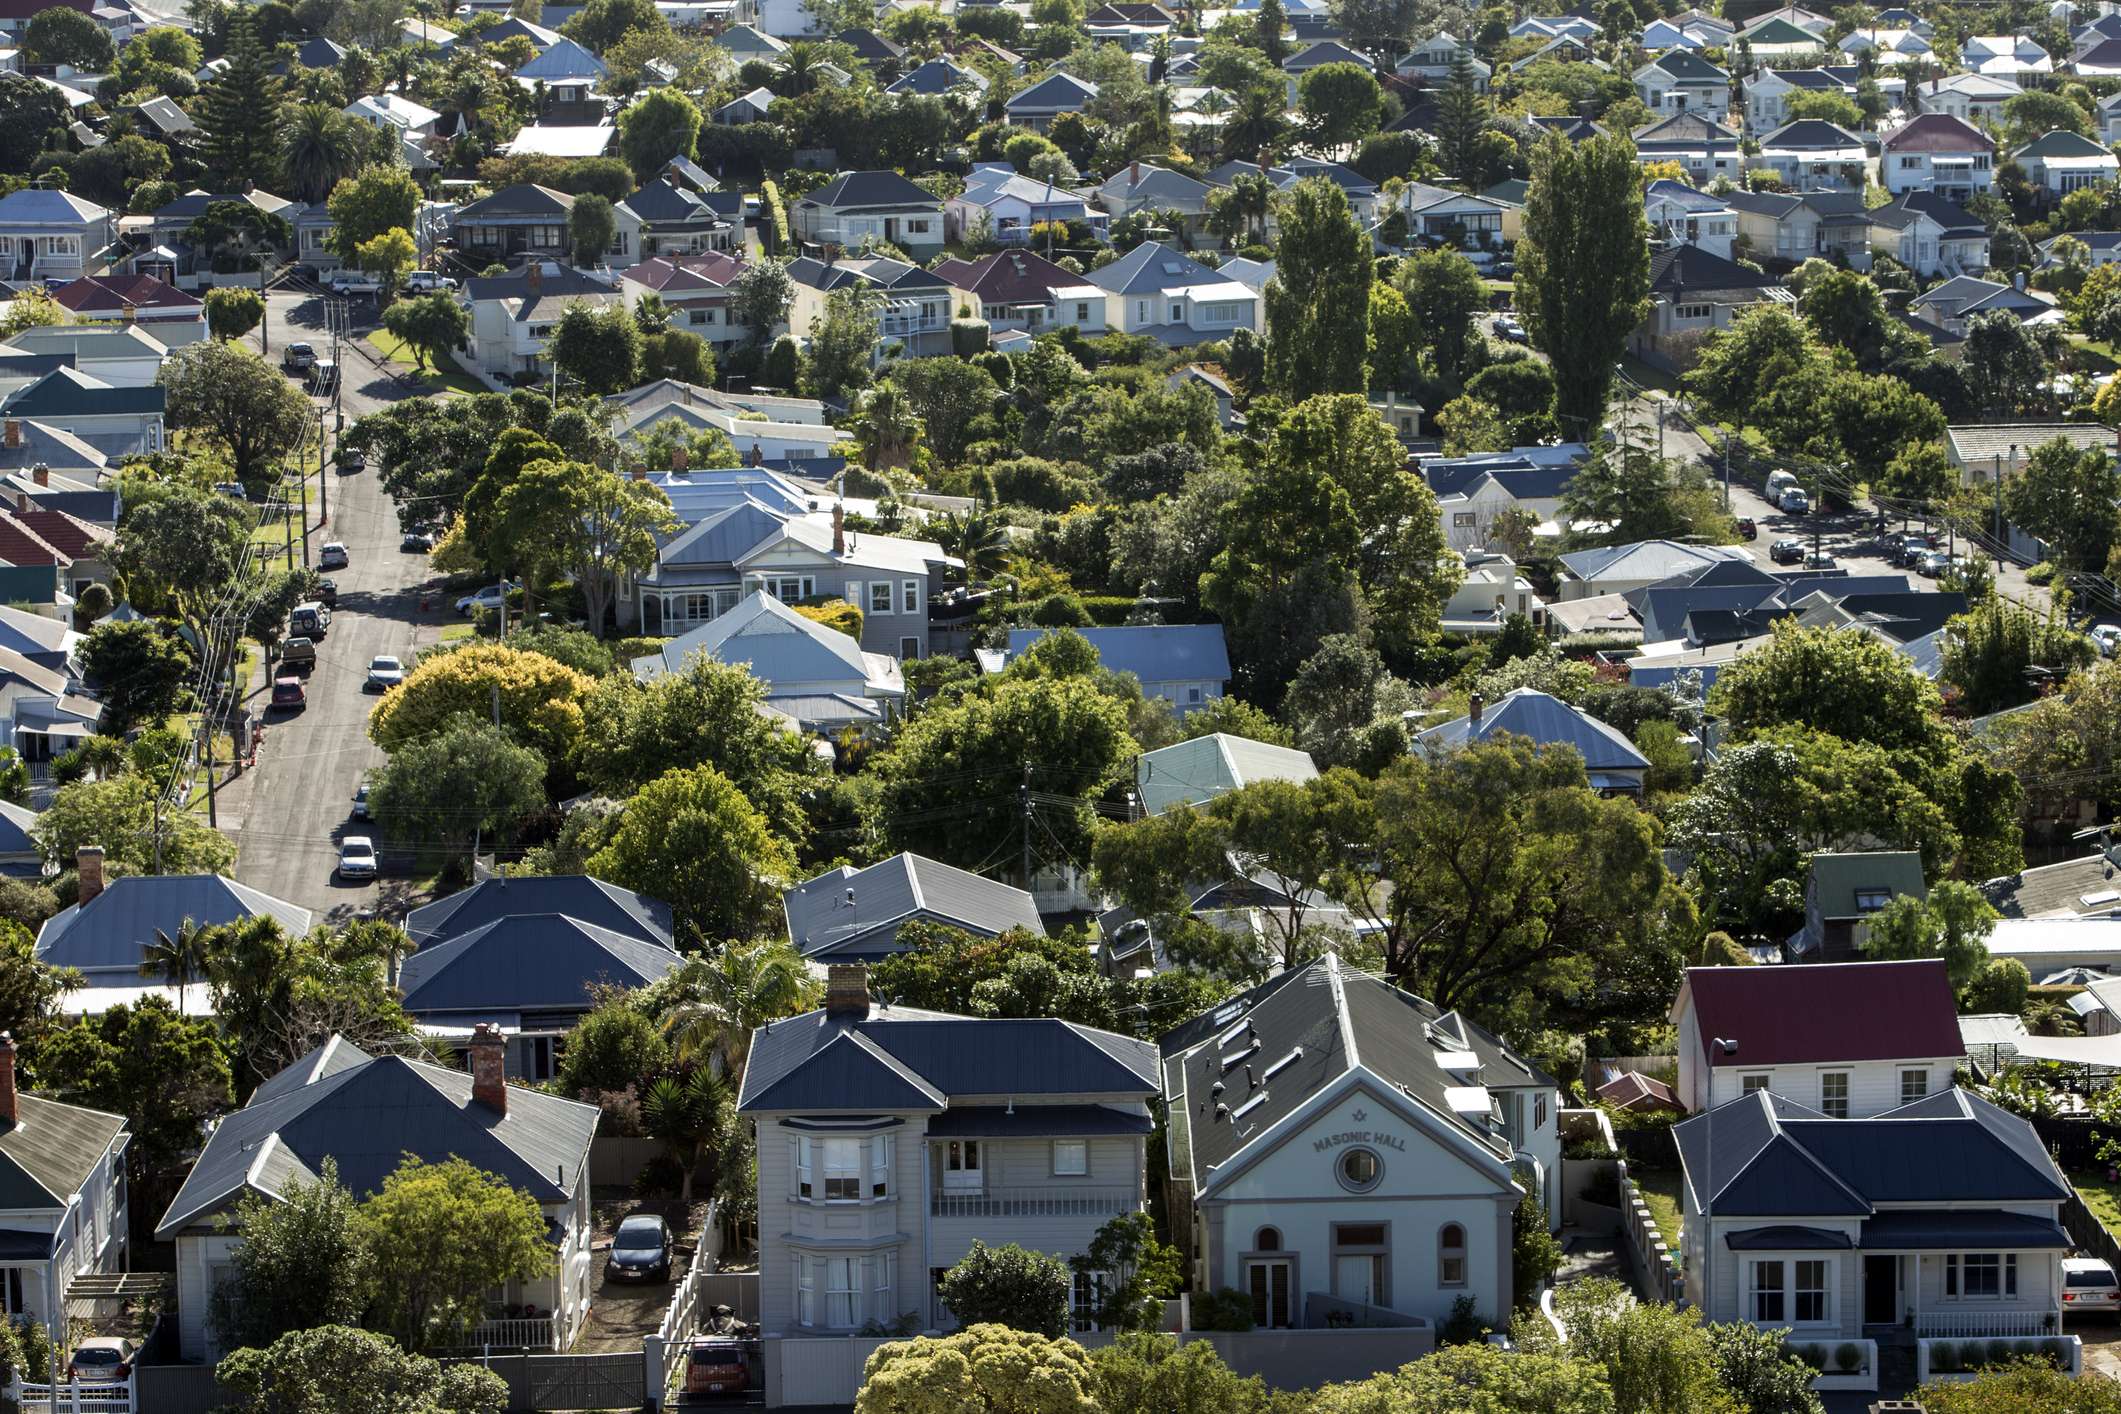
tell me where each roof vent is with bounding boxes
[1244,1063,1257,1090]
[1262,1047,1303,1082]
[1213,1103,1229,1123]
[1231,1091,1268,1120]
[1437,1048,1482,1077]
[1444,1085,1493,1118]
[1219,1040,1260,1073]
[1209,1080,1224,1100]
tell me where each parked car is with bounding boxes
[1917,549,1951,576]
[683,1340,750,1400]
[290,602,331,638]
[319,542,349,570]
[606,1213,674,1283]
[2092,624,2121,658]
[405,270,458,292]
[1779,488,1811,515]
[1803,550,1836,569]
[306,360,338,397]
[281,342,317,372]
[2066,1257,2120,1319]
[315,578,337,608]
[270,675,306,711]
[456,582,516,617]
[1734,517,1757,541]
[400,529,435,553]
[335,445,366,473]
[367,655,405,691]
[279,636,316,673]
[336,836,378,881]
[351,781,370,821]
[1769,538,1805,564]
[327,270,381,295]
[67,1337,135,1384]
[1494,315,1528,343]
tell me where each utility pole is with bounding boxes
[1019,762,1033,891]
[299,459,311,567]
[491,683,501,727]
[201,701,218,830]
[318,406,328,529]
[1721,433,1732,511]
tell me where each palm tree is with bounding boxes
[51,734,127,787]
[139,918,209,1014]
[934,509,1009,585]
[780,42,825,96]
[660,939,819,1078]
[853,383,920,471]
[642,1068,729,1203]
[280,103,362,206]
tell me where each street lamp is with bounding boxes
[1703,1036,1739,1318]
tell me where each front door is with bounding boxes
[1864,1255,1899,1325]
[1245,1259,1291,1328]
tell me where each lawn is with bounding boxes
[1633,1169,1685,1254]
[365,330,486,396]
[2072,1169,2121,1241]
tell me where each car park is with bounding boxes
[1769,538,1805,564]
[68,1337,135,1384]
[279,636,316,673]
[282,343,317,372]
[270,675,306,711]
[367,655,405,691]
[607,1213,675,1282]
[683,1340,750,1400]
[2065,1257,2120,1318]
[319,542,349,570]
[336,836,378,881]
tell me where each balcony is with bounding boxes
[929,1186,1137,1219]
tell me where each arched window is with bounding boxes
[1439,1224,1467,1287]
[1254,1227,1281,1252]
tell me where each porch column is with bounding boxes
[1911,1253,1919,1332]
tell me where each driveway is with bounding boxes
[221,291,450,921]
[572,1196,712,1354]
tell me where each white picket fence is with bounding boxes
[11,1377,135,1412]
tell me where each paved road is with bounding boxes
[223,290,441,922]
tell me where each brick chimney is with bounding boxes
[671,444,688,471]
[76,845,104,905]
[1469,692,1484,729]
[4,420,20,450]
[31,464,47,488]
[1131,159,1141,185]
[0,1033,17,1128]
[526,262,543,292]
[469,1022,507,1114]
[120,303,136,325]
[832,501,845,556]
[824,963,869,1020]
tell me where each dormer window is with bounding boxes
[1853,888,1893,913]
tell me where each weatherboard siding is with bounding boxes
[1674,994,1957,1116]
[175,1231,241,1361]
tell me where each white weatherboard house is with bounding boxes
[1159,955,1561,1331]
[0,1036,129,1336]
[737,966,1161,1336]
[1670,958,1966,1115]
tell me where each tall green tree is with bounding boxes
[158,338,313,491]
[492,458,677,635]
[587,764,796,941]
[359,1156,554,1352]
[1297,62,1385,150]
[208,1160,372,1350]
[1434,54,1490,183]
[1398,246,1487,389]
[1517,132,1653,434]
[658,939,818,1076]
[1264,177,1373,398]
[2003,435,2121,573]
[569,193,616,266]
[548,301,643,395]
[616,89,702,181]
[23,8,112,69]
[196,12,283,190]
[381,292,470,373]
[279,102,363,205]
[370,716,548,857]
[325,166,420,261]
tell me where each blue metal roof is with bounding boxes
[1004,624,1231,684]
[1859,1210,2070,1250]
[396,913,682,1015]
[403,875,673,948]
[1418,688,1651,773]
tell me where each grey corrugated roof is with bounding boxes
[453,184,575,223]
[2,368,164,418]
[1088,241,1228,296]
[1006,72,1099,110]
[36,875,311,978]
[396,913,681,1016]
[1983,849,2121,919]
[739,1007,1158,1114]
[1809,850,1926,917]
[0,1094,124,1209]
[404,875,672,948]
[801,170,939,210]
[1418,688,1650,772]
[1004,624,1231,683]
[633,590,896,695]
[1136,734,1318,816]
[156,1038,598,1237]
[783,852,1043,959]
[1726,1225,1852,1250]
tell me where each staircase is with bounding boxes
[1872,1332,1918,1395]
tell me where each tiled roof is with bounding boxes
[50,275,200,313]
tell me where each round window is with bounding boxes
[1337,1147,1383,1194]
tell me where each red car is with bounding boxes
[684,1340,750,1399]
[1734,517,1757,541]
[270,676,306,711]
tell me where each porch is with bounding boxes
[470,1313,560,1351]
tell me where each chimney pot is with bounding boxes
[526,262,543,291]
[825,963,870,1019]
[76,845,103,905]
[672,444,688,471]
[1469,692,1484,728]
[0,1033,17,1128]
[31,464,47,488]
[469,1022,507,1114]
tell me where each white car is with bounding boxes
[366,655,405,691]
[2066,1257,2120,1318]
[336,836,378,881]
[456,582,515,616]
[2092,624,2121,659]
[404,270,458,292]
[327,271,381,295]
[319,541,349,570]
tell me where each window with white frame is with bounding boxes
[822,1138,862,1200]
[1900,1067,1928,1106]
[1794,1259,1829,1322]
[902,580,919,613]
[1053,1139,1088,1176]
[1675,302,1713,320]
[869,1134,893,1197]
[1202,302,1245,322]
[1819,1072,1850,1118]
[1438,1224,1467,1286]
[824,1256,858,1326]
[869,581,894,614]
[1751,1260,1786,1322]
[873,1251,895,1320]
[1947,1253,2016,1298]
[1453,512,1477,528]
[793,1137,813,1198]
[796,1257,815,1325]
[1075,302,1091,321]
[943,1139,981,1190]
[1741,1073,1770,1095]
[1070,1270,1106,1331]
[760,575,815,601]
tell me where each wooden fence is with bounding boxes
[1616,1161,1685,1308]
[2064,1187,2121,1270]
[131,1366,228,1414]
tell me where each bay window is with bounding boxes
[796,1258,815,1325]
[824,1257,857,1326]
[794,1137,812,1199]
[822,1138,862,1200]
[870,1134,893,1197]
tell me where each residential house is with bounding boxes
[787,254,951,355]
[1744,16,1834,59]
[1635,50,1731,119]
[0,798,42,879]
[1510,14,1601,41]
[613,176,742,260]
[0,601,80,678]
[1416,687,1650,795]
[344,92,440,138]
[944,167,1105,246]
[835,28,904,65]
[0,188,108,284]
[784,853,1043,961]
[1674,1087,2073,1350]
[1963,33,2053,80]
[628,488,947,653]
[631,588,907,725]
[156,1031,598,1361]
[1439,550,1549,634]
[5,324,166,387]
[1396,32,1489,88]
[1095,162,1216,245]
[1423,444,1587,551]
[1633,112,1745,184]
[135,188,296,289]
[511,35,607,100]
[1159,954,1562,1329]
[1646,180,1738,259]
[1004,72,1098,131]
[932,249,1106,335]
[738,965,1160,1333]
[1909,275,2057,337]
[2042,230,2121,268]
[791,171,945,258]
[1725,189,1865,267]
[444,14,564,50]
[611,384,850,464]
[715,22,788,60]
[1084,2,1176,47]
[1755,120,1870,190]
[989,624,1231,714]
[0,498,110,596]
[1632,244,1797,367]
[619,252,754,348]
[1133,733,1318,817]
[37,859,309,999]
[1084,241,1260,345]
[1645,10,1736,48]
[2071,36,2121,73]
[1208,157,1379,229]
[883,56,989,96]
[49,274,204,346]
[396,914,681,1080]
[1785,849,1929,961]
[1280,39,1371,100]
[1869,191,1991,276]
[450,184,575,261]
[1171,365,1238,428]
[2013,130,2119,196]
[1882,114,1995,200]
[710,85,775,125]
[1920,72,2023,128]
[289,203,342,272]
[406,874,672,950]
[1839,25,1933,65]
[0,368,163,458]
[0,1039,129,1335]
[1743,68,1854,132]
[461,262,623,378]
[1398,182,1511,245]
[2099,90,2121,144]
[1557,539,1753,600]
